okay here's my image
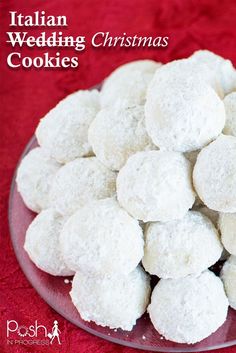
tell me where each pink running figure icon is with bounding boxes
[48,320,61,344]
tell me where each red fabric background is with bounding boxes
[1,0,236,352]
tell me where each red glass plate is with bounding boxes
[8,136,236,352]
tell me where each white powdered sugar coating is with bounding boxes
[145,77,225,152]
[60,198,144,275]
[70,266,151,331]
[189,50,236,96]
[88,104,156,171]
[221,256,236,310]
[148,270,228,344]
[219,213,236,255]
[145,68,225,152]
[147,59,224,97]
[16,52,236,342]
[24,209,74,276]
[193,135,236,212]
[50,157,116,216]
[36,90,100,163]
[16,147,61,213]
[117,151,195,222]
[223,92,236,136]
[142,211,222,278]
[100,60,161,108]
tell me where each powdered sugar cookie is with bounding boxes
[16,147,61,213]
[190,50,236,95]
[100,60,161,108]
[142,211,222,278]
[60,198,144,275]
[148,270,228,344]
[193,135,236,212]
[50,157,116,216]
[147,58,223,97]
[36,90,100,163]
[70,266,151,331]
[117,151,195,222]
[24,209,74,276]
[88,104,156,171]
[145,69,225,152]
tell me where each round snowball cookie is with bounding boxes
[142,211,222,278]
[193,135,236,212]
[148,270,228,344]
[60,198,144,275]
[145,73,225,152]
[223,92,236,136]
[36,90,100,163]
[221,256,236,310]
[189,50,236,96]
[16,147,61,213]
[50,157,116,216]
[70,266,151,331]
[147,58,223,98]
[24,209,74,276]
[117,151,195,222]
[88,104,156,171]
[219,213,236,255]
[100,60,161,108]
